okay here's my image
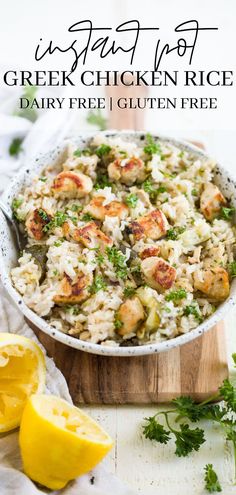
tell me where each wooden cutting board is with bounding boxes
[29,82,228,404]
[31,322,228,404]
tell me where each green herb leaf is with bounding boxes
[144,133,162,156]
[43,211,67,233]
[124,286,136,298]
[95,144,112,158]
[184,303,203,323]
[106,246,128,280]
[9,138,23,157]
[165,289,187,302]
[70,203,83,213]
[166,227,186,240]
[73,148,82,157]
[143,416,171,444]
[204,464,222,493]
[86,109,107,130]
[114,315,123,330]
[95,174,112,190]
[219,379,236,412]
[228,262,236,278]
[81,213,93,222]
[89,275,107,294]
[174,423,205,457]
[125,194,138,208]
[220,206,235,220]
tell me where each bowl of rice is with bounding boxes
[1,131,236,356]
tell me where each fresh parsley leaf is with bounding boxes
[89,275,107,294]
[81,213,93,222]
[70,203,83,213]
[9,138,23,156]
[220,206,235,220]
[73,148,82,157]
[125,194,138,208]
[43,211,67,233]
[165,289,187,302]
[184,303,203,323]
[95,174,112,190]
[172,396,209,422]
[143,179,161,200]
[124,286,136,298]
[106,246,128,280]
[38,208,49,222]
[144,133,162,156]
[166,227,185,240]
[192,189,198,196]
[95,144,112,158]
[11,198,23,219]
[143,417,171,444]
[86,109,107,130]
[204,464,222,493]
[174,423,205,457]
[39,176,47,182]
[219,379,236,412]
[228,262,236,278]
[114,315,123,330]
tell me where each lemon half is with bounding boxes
[0,333,46,432]
[19,394,113,489]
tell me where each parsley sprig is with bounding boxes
[204,464,222,493]
[143,356,236,484]
[165,289,187,302]
[166,226,186,240]
[125,194,138,208]
[106,246,128,280]
[42,211,67,233]
[220,206,235,220]
[89,275,107,294]
[144,133,162,156]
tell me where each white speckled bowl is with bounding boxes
[0,131,236,356]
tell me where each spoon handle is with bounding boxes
[0,199,24,251]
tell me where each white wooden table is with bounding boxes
[85,313,236,495]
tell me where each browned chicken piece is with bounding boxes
[116,296,145,336]
[140,246,161,259]
[52,171,93,199]
[108,157,146,185]
[193,267,230,301]
[53,272,92,304]
[25,208,52,240]
[200,183,226,221]
[141,256,177,291]
[73,221,113,248]
[84,196,129,221]
[128,209,168,241]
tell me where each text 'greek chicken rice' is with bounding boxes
[11,134,236,347]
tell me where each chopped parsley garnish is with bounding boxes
[94,174,112,190]
[166,227,185,240]
[228,261,236,277]
[220,206,235,220]
[11,198,23,218]
[178,150,185,158]
[184,303,203,323]
[204,464,222,493]
[89,275,107,294]
[95,144,112,158]
[124,286,136,298]
[54,240,63,247]
[9,138,23,157]
[192,189,198,196]
[143,179,158,200]
[86,109,107,130]
[43,211,67,233]
[125,194,138,208]
[70,203,83,212]
[39,176,47,182]
[81,213,93,222]
[53,269,59,276]
[38,209,49,222]
[65,305,80,315]
[73,148,82,157]
[165,289,187,302]
[144,133,162,156]
[106,246,128,280]
[114,315,123,330]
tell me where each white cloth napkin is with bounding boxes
[0,108,137,495]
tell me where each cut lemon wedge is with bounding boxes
[19,394,113,489]
[0,333,45,432]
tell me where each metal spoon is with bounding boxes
[0,199,26,251]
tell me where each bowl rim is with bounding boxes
[0,129,236,357]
